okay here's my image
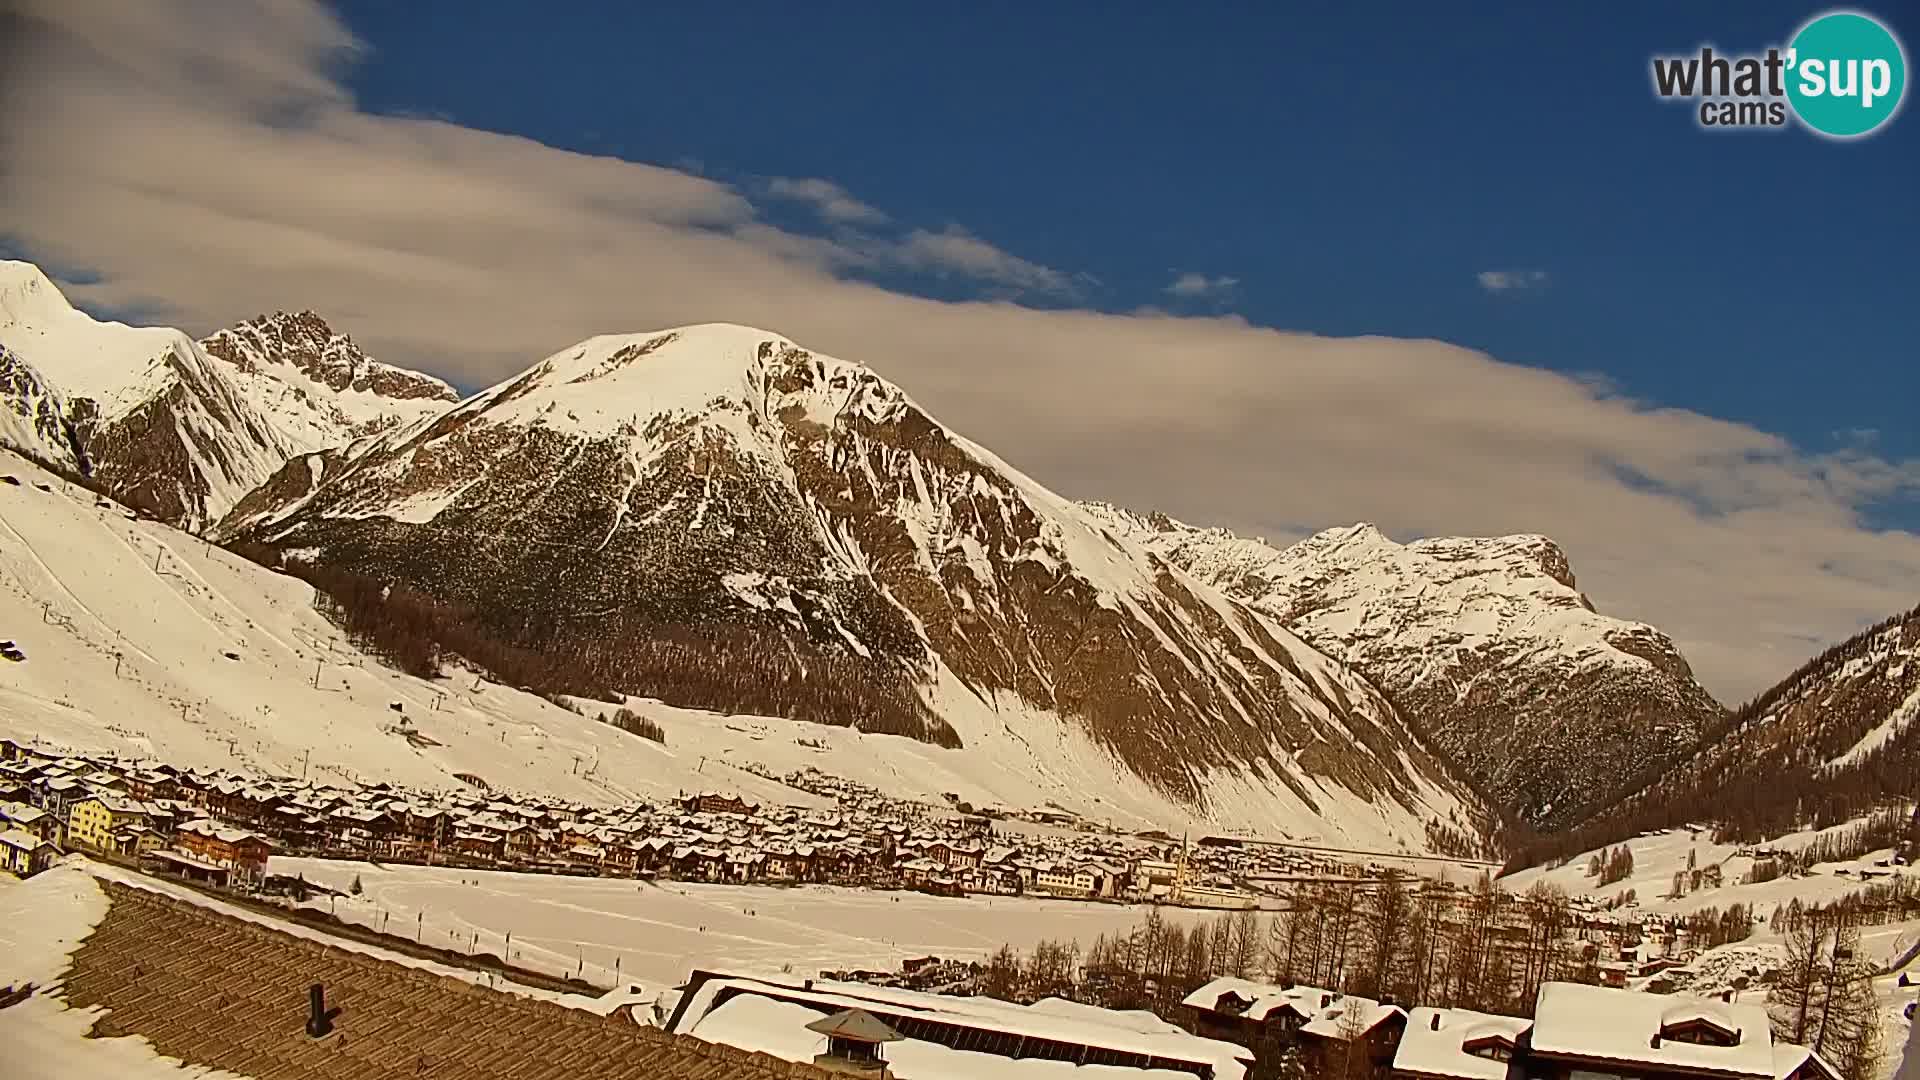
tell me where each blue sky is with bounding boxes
[5,0,1919,697]
[332,1,1919,524]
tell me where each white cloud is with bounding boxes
[1166,272,1240,298]
[3,0,1917,703]
[765,176,889,225]
[1477,269,1550,292]
[887,226,1079,297]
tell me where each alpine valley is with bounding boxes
[0,257,1813,858]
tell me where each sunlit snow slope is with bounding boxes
[218,324,1488,849]
[2,451,1465,847]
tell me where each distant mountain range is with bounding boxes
[14,256,1899,859]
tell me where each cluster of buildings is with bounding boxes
[0,740,1360,908]
[1,742,277,887]
[1176,975,1843,1080]
[649,968,1849,1080]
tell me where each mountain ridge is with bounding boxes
[1079,502,1727,831]
[2,258,1753,852]
[214,322,1487,846]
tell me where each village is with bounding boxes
[4,732,1917,1080]
[0,733,1482,907]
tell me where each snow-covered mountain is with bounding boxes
[1567,602,1920,854]
[1077,506,1725,830]
[0,262,455,531]
[199,310,458,446]
[0,261,298,529]
[219,323,1486,846]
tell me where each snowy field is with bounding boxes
[274,856,1204,993]
[0,451,1457,850]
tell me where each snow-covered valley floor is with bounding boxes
[272,856,1203,994]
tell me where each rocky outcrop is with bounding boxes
[1082,506,1726,830]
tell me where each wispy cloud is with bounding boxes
[1477,269,1550,292]
[765,176,888,225]
[1165,271,1239,299]
[3,0,1916,703]
[889,226,1078,297]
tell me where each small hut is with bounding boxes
[806,1008,902,1076]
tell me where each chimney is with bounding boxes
[1650,1033,1661,1049]
[1430,1013,1441,1031]
[804,979,815,991]
[305,983,335,1038]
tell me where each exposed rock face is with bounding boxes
[0,343,84,468]
[196,310,460,456]
[0,258,1497,845]
[0,262,460,530]
[225,324,1484,842]
[1080,506,1726,830]
[202,310,458,404]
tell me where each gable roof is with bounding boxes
[56,880,834,1079]
[1531,982,1773,1079]
[1395,1007,1532,1080]
[1772,1043,1841,1080]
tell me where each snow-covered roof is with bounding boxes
[1180,978,1335,1022]
[1299,995,1404,1040]
[0,827,52,851]
[1394,1007,1531,1080]
[674,972,1250,1078]
[1530,982,1773,1079]
[1771,1042,1840,1080]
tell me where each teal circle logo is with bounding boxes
[1786,11,1907,137]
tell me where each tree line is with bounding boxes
[222,540,963,748]
[966,873,1600,1077]
[1502,604,1920,875]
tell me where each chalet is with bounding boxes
[453,829,506,861]
[120,768,178,802]
[1298,993,1407,1077]
[0,799,60,845]
[174,820,274,884]
[684,793,757,818]
[1392,1007,1531,1080]
[327,806,394,851]
[33,775,89,819]
[111,824,166,857]
[79,769,126,792]
[1527,982,1775,1080]
[1181,978,1334,1045]
[64,794,115,851]
[0,827,56,877]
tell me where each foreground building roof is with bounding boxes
[53,878,834,1079]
